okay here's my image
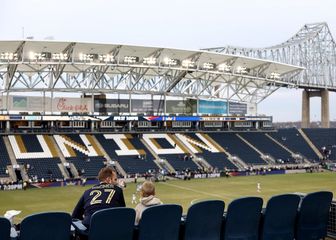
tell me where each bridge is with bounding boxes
[203,22,336,128]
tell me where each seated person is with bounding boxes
[72,167,125,227]
[135,181,162,224]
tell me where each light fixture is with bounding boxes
[52,53,68,60]
[143,57,157,65]
[202,62,216,70]
[270,72,281,79]
[0,52,18,61]
[182,59,196,68]
[124,56,139,64]
[99,54,114,63]
[236,66,248,74]
[218,63,231,72]
[29,51,51,60]
[163,57,180,66]
[79,53,99,62]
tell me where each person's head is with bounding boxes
[140,181,155,198]
[98,167,117,184]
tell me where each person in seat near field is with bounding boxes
[72,167,126,227]
[135,181,162,224]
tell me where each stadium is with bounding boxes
[0,20,336,239]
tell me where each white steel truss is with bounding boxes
[204,22,336,91]
[0,40,302,104]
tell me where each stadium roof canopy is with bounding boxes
[0,40,303,103]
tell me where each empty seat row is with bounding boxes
[0,191,332,240]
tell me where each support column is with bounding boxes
[301,89,310,128]
[321,89,330,128]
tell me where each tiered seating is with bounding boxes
[208,133,266,165]
[183,133,237,170]
[239,132,295,163]
[62,134,105,178]
[303,128,336,161]
[159,154,199,171]
[18,158,63,180]
[0,137,11,177]
[153,136,199,171]
[8,134,63,180]
[21,135,43,152]
[269,129,320,162]
[95,134,159,174]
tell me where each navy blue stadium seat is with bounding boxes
[209,133,266,165]
[270,129,319,162]
[88,208,135,240]
[0,217,11,240]
[138,204,182,240]
[19,212,72,240]
[0,137,11,177]
[95,134,159,174]
[260,194,301,240]
[183,200,225,240]
[222,197,263,240]
[295,191,333,240]
[303,128,336,161]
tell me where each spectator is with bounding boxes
[72,167,125,227]
[135,181,162,224]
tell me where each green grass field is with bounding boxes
[0,172,335,223]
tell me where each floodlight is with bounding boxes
[99,54,114,63]
[124,56,139,64]
[52,53,68,61]
[143,57,157,65]
[163,57,180,66]
[0,52,18,61]
[218,63,231,72]
[182,59,196,68]
[270,72,281,79]
[202,62,216,70]
[29,51,51,60]
[236,66,248,74]
[79,53,98,62]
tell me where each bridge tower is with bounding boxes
[302,89,329,128]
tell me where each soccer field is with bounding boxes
[0,172,335,222]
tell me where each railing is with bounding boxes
[328,201,336,238]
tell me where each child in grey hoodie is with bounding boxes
[135,181,162,224]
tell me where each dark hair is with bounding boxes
[98,167,116,182]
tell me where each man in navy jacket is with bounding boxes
[72,167,126,227]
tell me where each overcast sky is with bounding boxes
[0,0,335,122]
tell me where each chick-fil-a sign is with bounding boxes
[55,98,90,112]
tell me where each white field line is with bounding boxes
[160,182,234,199]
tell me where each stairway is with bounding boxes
[236,134,268,164]
[265,133,310,164]
[3,136,18,166]
[298,129,323,159]
[57,163,70,179]
[154,159,175,173]
[140,138,164,171]
[201,133,243,169]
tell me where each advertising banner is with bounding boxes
[144,116,200,121]
[166,99,197,114]
[10,96,49,111]
[198,99,227,115]
[247,103,257,116]
[131,99,164,115]
[94,99,129,113]
[52,97,91,113]
[229,102,247,115]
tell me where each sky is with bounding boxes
[0,0,335,122]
